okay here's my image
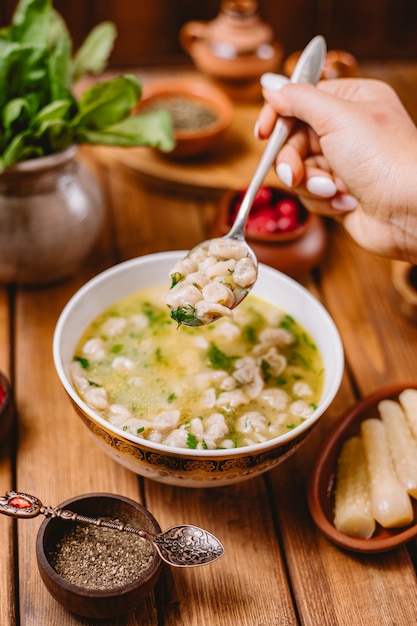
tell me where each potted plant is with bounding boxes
[0,0,175,285]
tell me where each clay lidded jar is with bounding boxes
[180,0,282,101]
[0,146,104,286]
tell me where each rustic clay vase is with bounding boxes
[0,146,104,286]
[212,189,328,278]
[180,0,282,101]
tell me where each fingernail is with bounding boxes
[306,176,337,198]
[254,120,260,139]
[331,194,358,211]
[260,73,289,92]
[276,162,293,187]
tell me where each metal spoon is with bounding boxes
[0,491,224,568]
[168,35,327,327]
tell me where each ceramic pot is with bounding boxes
[212,189,328,278]
[0,146,104,286]
[180,0,282,101]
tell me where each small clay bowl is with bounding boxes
[36,493,163,619]
[212,188,328,278]
[307,383,417,553]
[0,370,13,446]
[134,77,234,158]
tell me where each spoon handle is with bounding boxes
[227,34,327,241]
[0,491,225,568]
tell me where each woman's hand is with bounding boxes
[256,76,417,262]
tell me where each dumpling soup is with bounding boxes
[70,285,324,450]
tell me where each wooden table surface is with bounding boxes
[2,61,417,625]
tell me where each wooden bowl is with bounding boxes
[36,493,163,619]
[0,370,13,446]
[307,383,417,553]
[134,77,234,158]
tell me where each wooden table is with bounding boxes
[2,61,417,625]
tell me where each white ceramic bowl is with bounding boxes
[53,251,344,487]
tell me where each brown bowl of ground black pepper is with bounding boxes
[36,493,163,619]
[134,77,234,158]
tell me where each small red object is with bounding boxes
[247,208,279,234]
[8,496,32,509]
[275,198,300,219]
[275,214,300,233]
[0,384,5,407]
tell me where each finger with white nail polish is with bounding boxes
[276,162,293,187]
[260,73,290,93]
[331,194,358,211]
[306,176,338,198]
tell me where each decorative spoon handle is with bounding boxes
[0,491,224,567]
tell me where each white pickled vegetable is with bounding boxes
[399,388,417,440]
[378,399,417,498]
[360,418,413,528]
[333,436,376,538]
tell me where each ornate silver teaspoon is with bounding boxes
[0,491,224,568]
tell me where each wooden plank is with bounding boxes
[104,155,299,625]
[146,481,298,625]
[14,160,159,625]
[268,376,417,625]
[267,221,417,625]
[0,288,16,626]
[322,224,417,390]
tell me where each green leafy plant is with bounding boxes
[0,0,175,172]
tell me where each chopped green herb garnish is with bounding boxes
[260,358,272,381]
[141,301,168,325]
[136,426,145,434]
[75,355,89,369]
[170,272,183,288]
[207,343,236,372]
[186,433,197,449]
[243,325,257,344]
[167,392,177,403]
[279,314,296,331]
[170,306,202,328]
[110,344,123,354]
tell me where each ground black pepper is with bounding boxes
[144,96,219,132]
[47,520,154,590]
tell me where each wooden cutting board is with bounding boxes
[92,101,283,193]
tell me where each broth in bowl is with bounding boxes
[70,285,324,451]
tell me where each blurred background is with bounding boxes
[1,0,416,66]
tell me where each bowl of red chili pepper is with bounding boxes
[212,186,328,278]
[0,371,13,446]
